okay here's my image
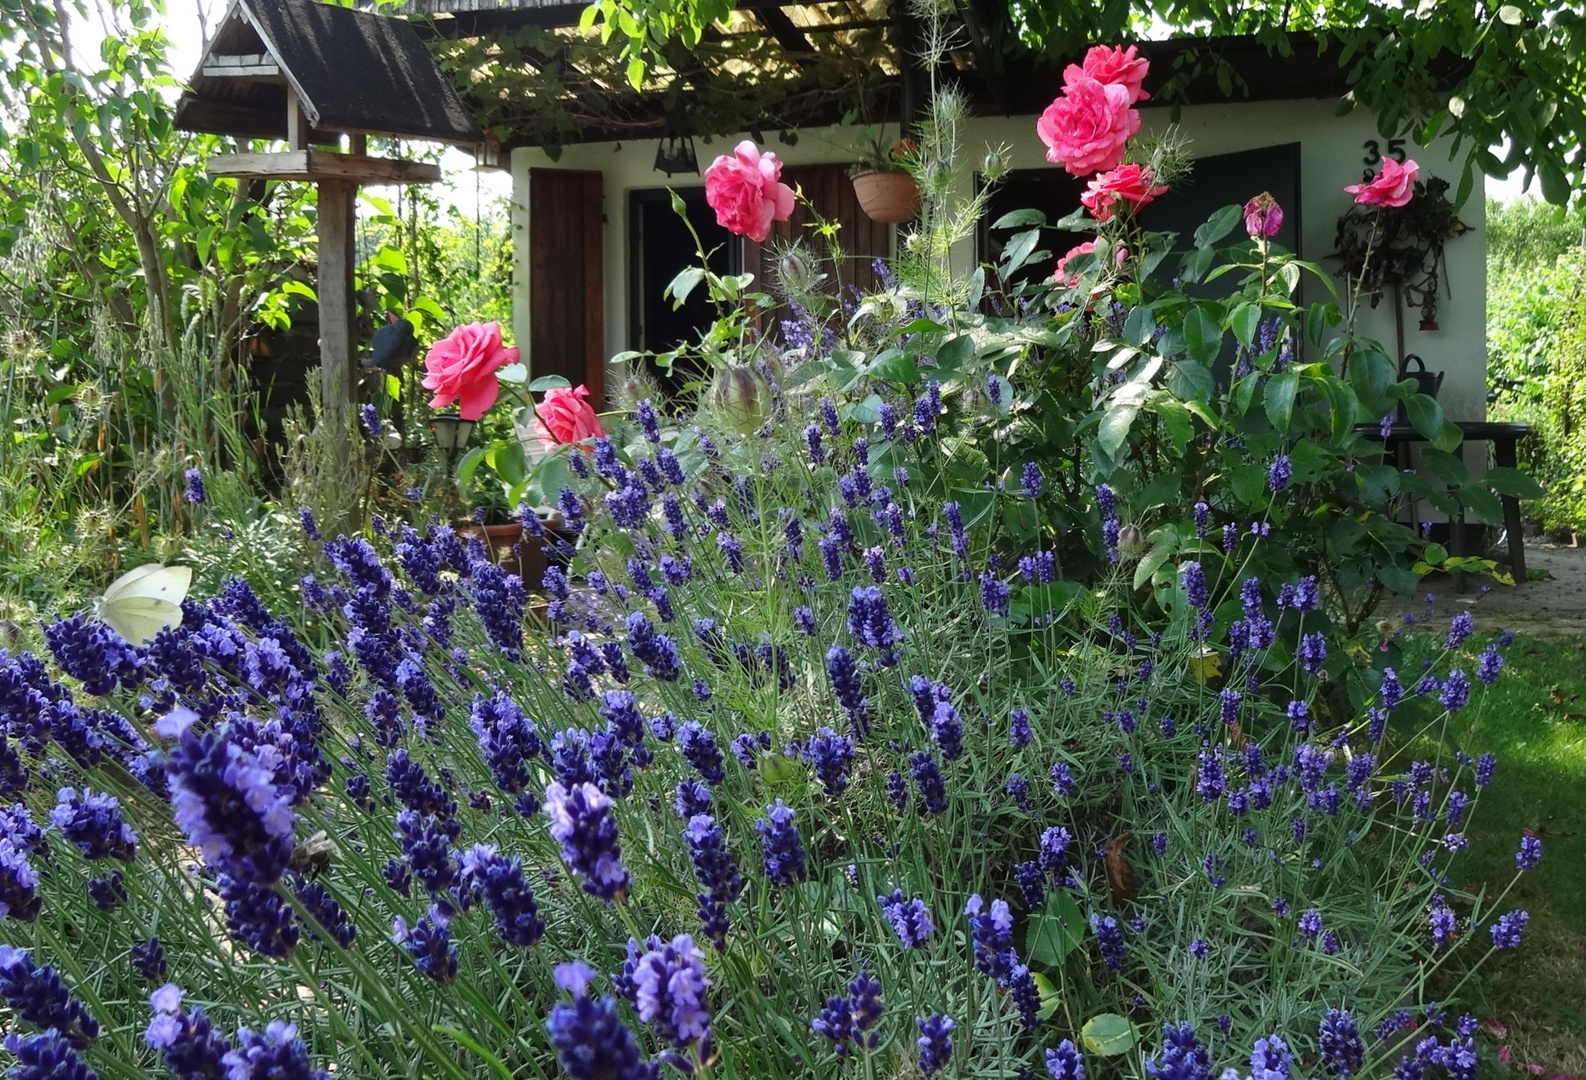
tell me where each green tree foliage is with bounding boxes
[1487,199,1586,533]
[586,0,1586,208]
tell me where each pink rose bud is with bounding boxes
[533,385,605,450]
[1345,157,1419,208]
[422,321,519,421]
[1244,192,1284,238]
[703,140,796,243]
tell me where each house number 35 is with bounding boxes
[1362,138,1407,181]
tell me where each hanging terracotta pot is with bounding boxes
[852,171,920,224]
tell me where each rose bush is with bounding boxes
[421,321,519,421]
[703,140,795,243]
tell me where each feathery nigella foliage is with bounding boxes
[0,164,1535,1080]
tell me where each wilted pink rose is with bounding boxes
[534,385,604,450]
[703,140,796,243]
[1066,44,1150,104]
[1080,163,1168,223]
[1037,76,1139,177]
[1244,191,1284,238]
[1345,157,1419,207]
[422,321,518,421]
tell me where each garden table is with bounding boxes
[1353,421,1532,590]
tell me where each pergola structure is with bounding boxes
[175,0,484,434]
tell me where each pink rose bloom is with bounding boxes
[703,140,796,243]
[1053,239,1126,286]
[1244,191,1284,238]
[1066,44,1150,104]
[1037,76,1139,177]
[1080,163,1168,223]
[1054,240,1099,286]
[422,321,518,421]
[533,384,604,450]
[1345,157,1419,207]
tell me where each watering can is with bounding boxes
[1395,354,1444,423]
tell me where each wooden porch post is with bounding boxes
[315,178,358,434]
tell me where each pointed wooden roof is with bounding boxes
[175,0,483,146]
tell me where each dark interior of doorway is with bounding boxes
[628,187,740,400]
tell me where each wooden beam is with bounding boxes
[316,179,358,441]
[201,52,281,77]
[205,149,442,184]
[749,1,813,57]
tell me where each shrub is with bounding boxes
[0,369,1535,1080]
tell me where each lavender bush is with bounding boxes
[0,362,1538,1080]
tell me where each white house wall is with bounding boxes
[510,96,1487,422]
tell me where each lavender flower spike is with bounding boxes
[545,781,631,903]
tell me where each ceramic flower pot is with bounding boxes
[852,170,920,224]
[459,518,572,589]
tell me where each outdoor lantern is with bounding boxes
[430,411,475,466]
[653,100,698,177]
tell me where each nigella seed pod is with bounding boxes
[710,365,767,434]
[1116,523,1144,558]
[775,247,820,295]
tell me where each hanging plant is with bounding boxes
[1333,174,1468,330]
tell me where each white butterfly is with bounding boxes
[93,564,192,645]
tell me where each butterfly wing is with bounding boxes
[98,596,183,646]
[103,564,192,605]
[97,565,191,644]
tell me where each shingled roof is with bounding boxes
[175,0,483,146]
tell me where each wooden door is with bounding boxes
[744,163,892,303]
[529,169,605,406]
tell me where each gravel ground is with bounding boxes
[1379,537,1586,637]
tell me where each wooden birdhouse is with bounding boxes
[175,0,483,433]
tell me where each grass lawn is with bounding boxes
[1450,628,1586,1075]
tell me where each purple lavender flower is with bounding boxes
[910,750,947,815]
[4,1031,98,1080]
[164,720,295,883]
[1022,462,1044,498]
[131,939,166,982]
[0,833,39,922]
[145,983,232,1076]
[1318,1009,1363,1077]
[1038,826,1072,876]
[545,781,630,903]
[222,1021,327,1080]
[1439,670,1471,712]
[1474,752,1496,787]
[876,890,933,948]
[847,586,904,653]
[826,646,870,737]
[392,905,457,984]
[1009,708,1032,748]
[965,894,1016,981]
[1096,484,1120,563]
[755,800,807,886]
[685,814,742,950]
[803,727,856,798]
[915,1014,953,1076]
[1476,645,1504,685]
[913,383,941,437]
[0,945,100,1048]
[1047,1040,1086,1080]
[624,934,712,1050]
[49,787,136,862]
[1298,632,1327,674]
[547,962,653,1080]
[1050,761,1074,797]
[1490,909,1528,949]
[1192,501,1209,538]
[1298,909,1323,939]
[1145,1023,1208,1080]
[625,612,681,681]
[470,692,543,798]
[1091,914,1126,970]
[183,467,207,505]
[1267,455,1292,493]
[1429,896,1456,948]
[1516,834,1542,871]
[1009,962,1042,1029]
[979,572,1011,617]
[929,699,963,761]
[812,969,883,1056]
[459,844,544,947]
